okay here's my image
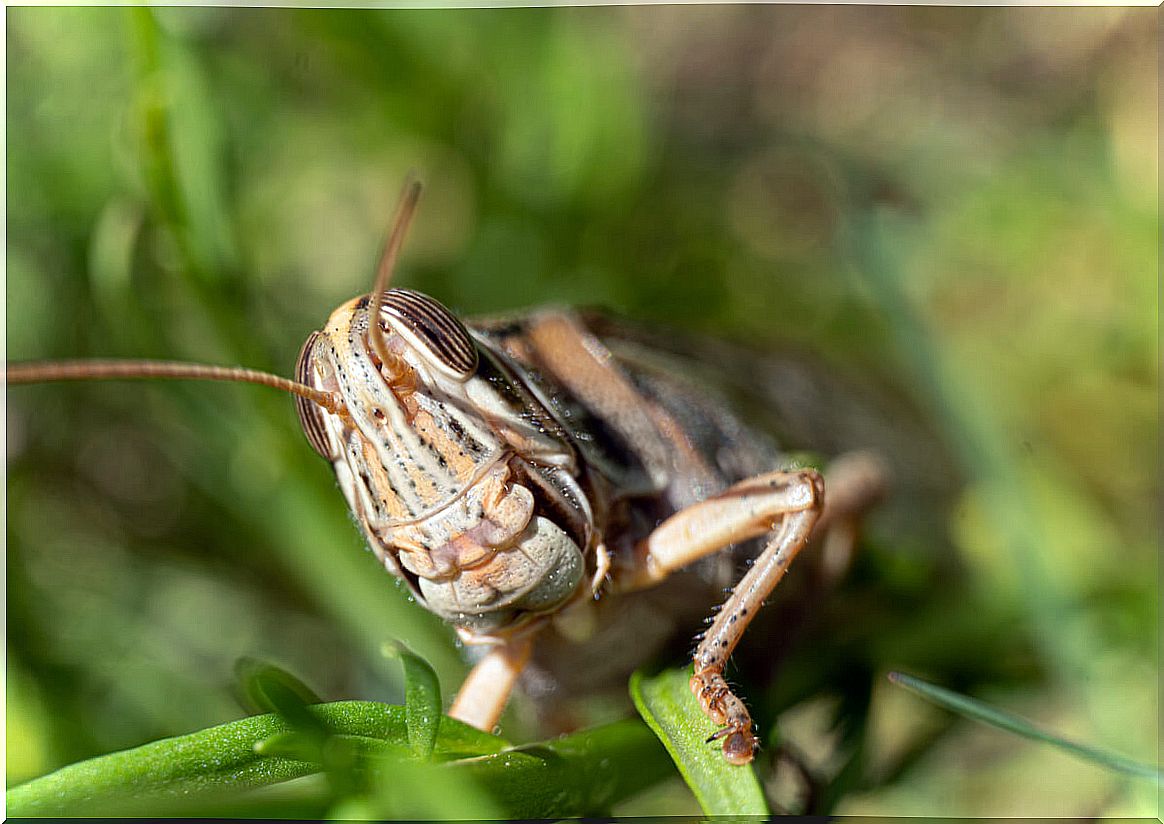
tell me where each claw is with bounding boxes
[706,723,758,763]
[691,669,760,764]
[706,726,733,743]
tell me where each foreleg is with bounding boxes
[448,634,534,732]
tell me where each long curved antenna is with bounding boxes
[367,176,423,373]
[6,359,344,414]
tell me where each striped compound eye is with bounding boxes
[293,331,335,459]
[379,289,479,380]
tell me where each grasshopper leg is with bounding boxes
[688,503,820,764]
[621,455,886,765]
[448,634,534,733]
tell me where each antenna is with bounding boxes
[6,359,344,414]
[367,176,423,375]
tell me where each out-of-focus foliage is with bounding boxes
[5,6,1156,818]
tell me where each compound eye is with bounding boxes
[294,331,334,460]
[379,289,479,380]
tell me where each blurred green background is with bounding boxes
[5,6,1157,818]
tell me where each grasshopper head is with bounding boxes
[293,182,587,637]
[294,290,587,636]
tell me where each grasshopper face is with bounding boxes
[294,288,589,637]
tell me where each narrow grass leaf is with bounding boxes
[889,672,1163,786]
[5,700,507,817]
[382,640,442,759]
[630,667,769,815]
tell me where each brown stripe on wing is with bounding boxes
[470,317,657,497]
[522,311,673,492]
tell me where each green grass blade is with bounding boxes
[888,672,1163,786]
[382,641,442,760]
[5,700,507,817]
[630,667,769,815]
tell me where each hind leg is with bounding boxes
[615,454,887,764]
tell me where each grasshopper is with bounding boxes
[7,181,887,765]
